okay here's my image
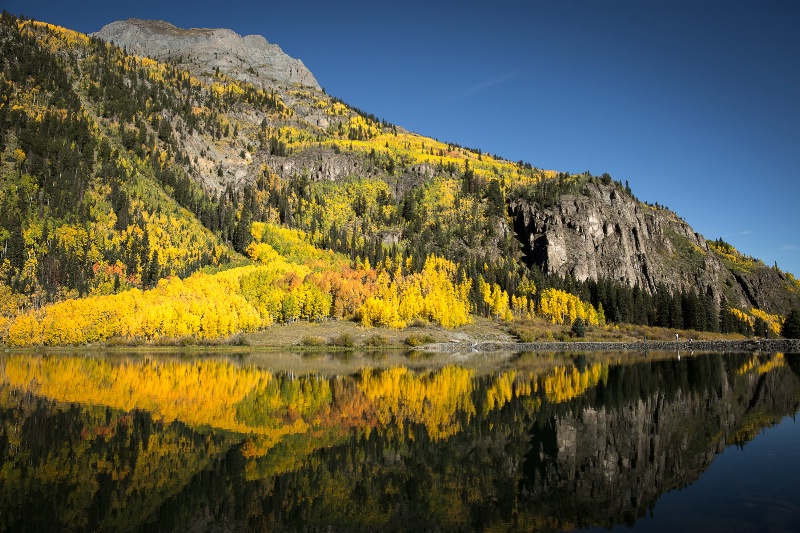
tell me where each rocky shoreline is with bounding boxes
[421,338,800,354]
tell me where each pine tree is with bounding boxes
[753,316,770,338]
[233,211,252,254]
[571,317,586,338]
[781,309,800,339]
[146,250,160,287]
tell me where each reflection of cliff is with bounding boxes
[521,353,800,530]
[0,353,797,531]
[147,353,800,533]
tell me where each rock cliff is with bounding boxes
[93,19,320,90]
[510,180,800,313]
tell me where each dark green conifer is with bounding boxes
[571,317,586,338]
[782,309,800,339]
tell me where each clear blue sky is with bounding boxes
[7,0,800,276]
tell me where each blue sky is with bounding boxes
[7,0,800,276]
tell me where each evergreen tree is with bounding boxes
[233,211,253,254]
[781,309,800,339]
[669,291,683,329]
[701,293,719,332]
[145,250,160,287]
[571,317,586,338]
[753,317,770,338]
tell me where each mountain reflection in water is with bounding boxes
[0,351,798,532]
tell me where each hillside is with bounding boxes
[0,14,798,345]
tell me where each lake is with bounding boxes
[0,349,798,532]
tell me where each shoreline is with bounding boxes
[3,333,799,355]
[420,338,800,354]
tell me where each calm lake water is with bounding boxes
[0,350,798,532]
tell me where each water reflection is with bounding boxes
[0,351,798,531]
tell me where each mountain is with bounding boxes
[93,19,320,90]
[0,14,798,345]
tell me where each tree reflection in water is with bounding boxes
[0,352,798,532]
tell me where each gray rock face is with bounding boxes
[262,146,428,198]
[510,181,800,313]
[93,19,320,90]
[264,147,366,182]
[511,182,721,294]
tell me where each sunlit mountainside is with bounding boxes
[0,14,798,345]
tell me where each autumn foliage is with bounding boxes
[538,288,604,327]
[3,222,477,344]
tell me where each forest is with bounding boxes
[0,13,796,345]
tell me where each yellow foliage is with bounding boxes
[250,222,333,265]
[541,363,608,404]
[537,288,602,326]
[5,267,265,345]
[478,277,513,321]
[1,356,289,437]
[709,240,763,272]
[358,255,472,328]
[0,347,620,484]
[755,353,785,375]
[141,208,225,277]
[246,241,282,264]
[749,308,784,336]
[3,220,381,344]
[728,307,753,326]
[55,224,90,262]
[360,366,476,441]
[736,353,785,376]
[726,305,784,336]
[20,20,90,51]
[483,371,517,415]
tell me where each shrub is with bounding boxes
[404,333,435,347]
[179,336,199,346]
[301,335,326,347]
[225,333,250,346]
[365,334,389,347]
[329,333,354,348]
[510,326,536,343]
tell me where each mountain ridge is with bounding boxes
[93,18,320,90]
[0,14,798,345]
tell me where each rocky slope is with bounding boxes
[89,20,800,316]
[93,19,320,90]
[510,179,800,313]
[81,21,800,317]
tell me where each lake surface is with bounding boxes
[0,350,798,532]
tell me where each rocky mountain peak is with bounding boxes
[93,18,320,90]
